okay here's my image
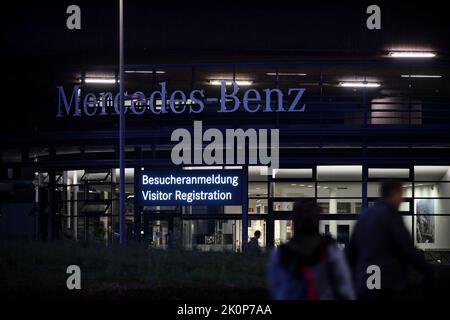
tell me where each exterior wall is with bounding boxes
[0,203,35,240]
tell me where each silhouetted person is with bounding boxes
[268,199,355,300]
[247,230,262,252]
[346,181,432,299]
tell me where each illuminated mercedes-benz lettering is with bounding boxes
[56,81,306,117]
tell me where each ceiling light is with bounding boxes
[401,74,442,78]
[388,51,436,58]
[125,70,165,74]
[209,80,253,86]
[339,82,380,88]
[266,72,307,76]
[84,78,117,84]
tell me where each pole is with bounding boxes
[241,166,248,252]
[119,0,126,244]
[48,170,56,241]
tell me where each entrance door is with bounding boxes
[149,220,169,249]
[142,210,181,249]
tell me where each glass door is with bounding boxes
[148,220,169,249]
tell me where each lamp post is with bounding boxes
[118,0,126,244]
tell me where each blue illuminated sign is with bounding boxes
[137,169,244,206]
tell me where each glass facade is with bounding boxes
[43,165,450,252]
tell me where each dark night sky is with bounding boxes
[2,0,449,66]
[1,0,449,132]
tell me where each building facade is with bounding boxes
[1,58,450,257]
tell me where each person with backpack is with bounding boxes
[267,199,355,300]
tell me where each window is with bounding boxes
[317,199,361,214]
[319,220,357,249]
[272,168,312,179]
[414,166,450,181]
[415,215,450,250]
[271,182,315,198]
[274,220,293,246]
[182,219,241,252]
[317,166,362,216]
[248,182,268,197]
[248,220,266,248]
[317,182,362,197]
[368,182,413,198]
[249,199,268,214]
[369,168,410,179]
[413,166,450,251]
[248,166,268,181]
[317,165,362,181]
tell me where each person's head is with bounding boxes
[254,230,261,239]
[380,180,404,208]
[293,199,321,236]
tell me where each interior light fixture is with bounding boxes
[388,51,436,58]
[125,70,166,74]
[400,74,442,78]
[266,72,307,76]
[339,82,381,88]
[84,78,117,84]
[209,80,253,86]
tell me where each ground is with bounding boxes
[0,241,268,300]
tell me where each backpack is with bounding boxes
[275,236,341,300]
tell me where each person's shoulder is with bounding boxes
[362,201,391,217]
[322,233,336,246]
